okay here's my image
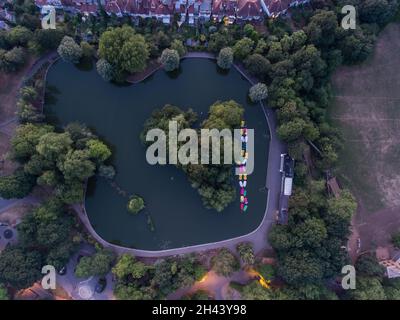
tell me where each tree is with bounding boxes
[359,0,399,25]
[127,195,145,214]
[170,39,186,58]
[80,41,95,59]
[36,132,72,162]
[57,149,96,181]
[355,254,385,277]
[208,29,232,53]
[0,47,27,72]
[160,48,180,72]
[277,250,323,285]
[112,254,147,280]
[11,123,53,161]
[277,118,306,142]
[217,47,233,69]
[249,83,268,102]
[98,25,149,76]
[114,283,152,300]
[244,54,270,79]
[0,168,35,199]
[0,283,8,300]
[268,225,293,251]
[96,59,114,81]
[292,218,328,248]
[86,139,111,162]
[33,29,64,53]
[7,26,32,47]
[75,250,114,278]
[326,189,357,224]
[236,242,255,265]
[232,37,254,60]
[0,247,42,290]
[16,101,44,124]
[350,277,386,300]
[240,281,271,300]
[305,10,339,47]
[210,248,239,277]
[57,36,83,64]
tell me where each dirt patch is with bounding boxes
[330,23,400,251]
[0,56,35,122]
[358,206,400,252]
[126,59,162,84]
[0,203,33,226]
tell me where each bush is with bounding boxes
[57,36,83,64]
[210,248,240,276]
[160,48,180,72]
[236,242,255,265]
[249,83,268,102]
[127,195,145,214]
[0,47,27,73]
[0,169,35,199]
[217,47,233,69]
[96,59,114,81]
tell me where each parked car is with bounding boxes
[95,278,107,293]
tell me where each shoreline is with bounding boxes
[40,52,285,258]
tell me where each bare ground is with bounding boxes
[331,23,400,251]
[0,203,33,226]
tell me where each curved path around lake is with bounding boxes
[73,52,286,258]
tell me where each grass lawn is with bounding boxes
[329,23,400,214]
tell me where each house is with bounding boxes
[33,0,310,25]
[211,0,237,23]
[198,0,211,21]
[380,251,400,279]
[237,0,262,20]
[174,0,187,23]
[263,0,309,17]
[149,0,174,24]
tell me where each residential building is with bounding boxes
[33,0,310,25]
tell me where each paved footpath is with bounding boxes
[73,52,286,258]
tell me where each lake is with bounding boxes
[44,58,270,250]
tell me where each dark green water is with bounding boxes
[44,58,270,250]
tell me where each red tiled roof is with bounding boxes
[264,0,291,15]
[237,0,260,18]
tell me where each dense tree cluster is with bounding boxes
[0,199,79,289]
[0,118,112,203]
[113,254,206,299]
[75,249,115,278]
[98,25,149,81]
[210,248,240,276]
[142,101,243,212]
